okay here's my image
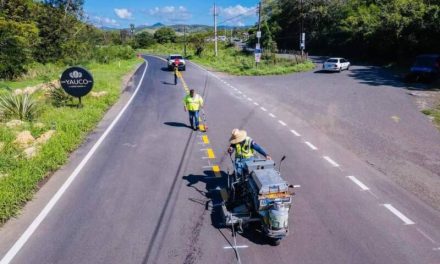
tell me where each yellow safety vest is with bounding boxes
[183,94,203,111]
[235,137,254,159]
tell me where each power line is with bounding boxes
[217,6,259,26]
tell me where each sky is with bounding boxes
[84,0,260,28]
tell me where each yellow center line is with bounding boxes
[199,124,205,131]
[206,148,215,159]
[202,135,210,144]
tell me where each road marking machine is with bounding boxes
[222,157,296,245]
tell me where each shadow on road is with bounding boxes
[313,70,335,74]
[161,81,176,85]
[161,67,171,72]
[348,66,437,90]
[182,170,228,229]
[182,170,274,246]
[164,122,192,129]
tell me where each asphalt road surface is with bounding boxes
[0,56,439,264]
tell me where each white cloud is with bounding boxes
[213,5,257,27]
[220,5,256,18]
[149,6,192,23]
[90,16,120,28]
[114,8,133,19]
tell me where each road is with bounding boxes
[0,56,439,264]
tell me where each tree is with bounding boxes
[189,32,210,56]
[153,27,177,43]
[134,31,156,48]
[0,18,39,78]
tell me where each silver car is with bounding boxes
[323,57,350,72]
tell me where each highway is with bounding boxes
[0,56,439,264]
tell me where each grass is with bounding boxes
[422,106,440,130]
[0,58,141,224]
[0,63,65,91]
[143,43,315,76]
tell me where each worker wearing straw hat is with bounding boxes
[228,128,272,176]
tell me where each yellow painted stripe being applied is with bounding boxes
[212,165,220,172]
[199,124,205,131]
[212,165,221,178]
[206,148,215,159]
[202,135,210,144]
[220,189,229,201]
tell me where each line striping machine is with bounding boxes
[221,157,296,245]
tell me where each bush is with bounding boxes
[49,87,73,107]
[93,45,135,64]
[134,31,156,49]
[0,93,39,121]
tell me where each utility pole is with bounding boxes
[256,1,262,67]
[214,2,218,56]
[300,0,305,56]
[183,25,187,57]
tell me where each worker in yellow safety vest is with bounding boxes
[183,89,204,131]
[228,128,272,176]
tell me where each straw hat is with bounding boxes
[229,128,247,144]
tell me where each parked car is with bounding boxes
[167,54,186,71]
[405,54,440,83]
[323,58,350,72]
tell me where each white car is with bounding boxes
[167,54,186,71]
[323,58,350,72]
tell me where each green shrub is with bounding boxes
[49,87,73,107]
[0,93,39,121]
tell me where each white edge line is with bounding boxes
[260,107,267,112]
[383,204,415,225]
[290,129,301,137]
[304,141,318,150]
[0,61,150,264]
[253,102,259,106]
[346,176,369,191]
[323,156,340,167]
[269,113,276,118]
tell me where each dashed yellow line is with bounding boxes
[206,148,215,159]
[212,165,222,178]
[178,69,226,201]
[212,165,220,172]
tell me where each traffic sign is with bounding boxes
[255,52,261,63]
[60,67,94,98]
[256,31,261,39]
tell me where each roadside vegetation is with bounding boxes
[0,0,142,224]
[261,0,440,64]
[0,58,140,224]
[422,106,440,130]
[144,42,314,76]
